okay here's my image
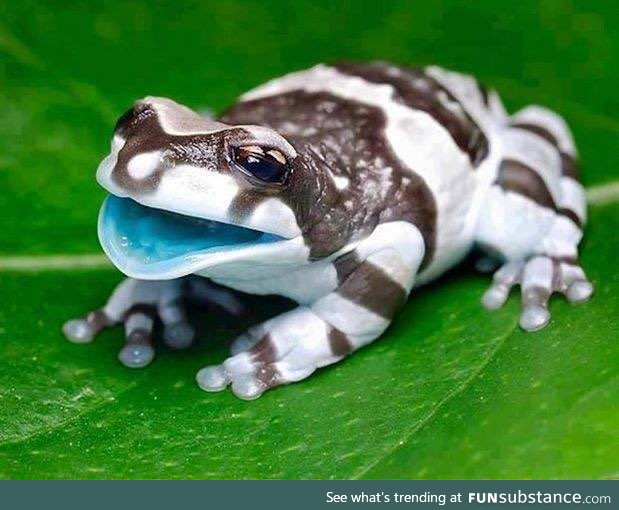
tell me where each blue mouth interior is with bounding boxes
[99,195,283,276]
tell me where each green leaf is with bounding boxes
[0,0,617,479]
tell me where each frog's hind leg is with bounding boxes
[475,105,593,331]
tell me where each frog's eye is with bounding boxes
[233,146,290,185]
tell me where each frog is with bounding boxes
[63,62,593,400]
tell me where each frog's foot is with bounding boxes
[63,278,196,367]
[482,256,593,331]
[197,308,340,400]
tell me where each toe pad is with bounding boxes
[519,306,550,332]
[62,319,95,344]
[118,343,155,368]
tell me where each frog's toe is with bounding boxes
[566,279,594,303]
[119,311,156,368]
[63,318,96,343]
[553,259,594,304]
[482,261,523,311]
[62,309,114,343]
[482,285,510,310]
[118,332,155,368]
[196,353,277,400]
[519,305,550,332]
[230,374,266,401]
[196,365,229,392]
[163,321,194,349]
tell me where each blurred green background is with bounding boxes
[0,0,617,479]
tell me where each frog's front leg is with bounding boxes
[62,276,242,367]
[197,224,424,400]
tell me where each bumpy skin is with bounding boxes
[63,62,592,400]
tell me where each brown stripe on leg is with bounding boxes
[511,122,578,179]
[337,260,408,320]
[560,153,579,179]
[86,310,114,330]
[254,364,281,390]
[510,121,580,180]
[333,250,361,284]
[63,309,115,344]
[328,327,352,357]
[557,207,582,228]
[551,255,578,266]
[495,159,557,210]
[510,122,559,146]
[123,303,157,321]
[248,334,278,364]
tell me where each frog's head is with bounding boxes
[96,97,321,280]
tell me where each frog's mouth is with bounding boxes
[99,195,286,279]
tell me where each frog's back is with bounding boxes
[221,62,506,279]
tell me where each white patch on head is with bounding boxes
[127,150,163,180]
[121,165,241,225]
[141,97,297,160]
[142,96,229,135]
[247,197,301,238]
[242,64,478,276]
